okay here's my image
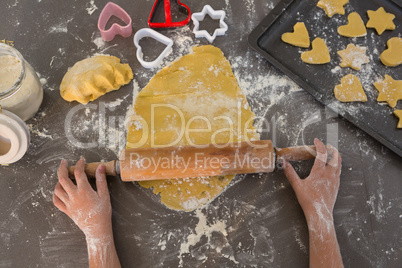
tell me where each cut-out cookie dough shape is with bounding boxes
[394,110,402,129]
[338,12,367,37]
[334,74,367,102]
[337,44,370,70]
[317,0,349,18]
[281,22,310,48]
[380,37,402,67]
[60,55,133,104]
[301,38,330,64]
[374,75,402,108]
[366,7,395,35]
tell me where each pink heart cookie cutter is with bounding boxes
[98,2,132,41]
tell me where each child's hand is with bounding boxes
[283,138,342,220]
[53,158,112,240]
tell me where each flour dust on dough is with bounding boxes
[337,44,370,70]
[334,74,367,102]
[126,45,258,211]
[60,55,133,104]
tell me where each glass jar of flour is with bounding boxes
[0,43,43,121]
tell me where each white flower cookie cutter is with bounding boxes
[133,28,173,69]
[191,5,228,43]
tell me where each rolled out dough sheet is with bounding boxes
[126,45,258,211]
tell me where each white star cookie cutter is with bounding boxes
[191,5,228,43]
[133,28,173,69]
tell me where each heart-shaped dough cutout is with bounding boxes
[338,12,367,37]
[301,38,330,64]
[281,22,310,48]
[334,74,367,102]
[380,37,402,67]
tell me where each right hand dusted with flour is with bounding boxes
[283,138,342,217]
[53,158,121,268]
[283,138,344,268]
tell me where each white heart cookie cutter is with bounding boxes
[191,5,228,43]
[133,28,173,69]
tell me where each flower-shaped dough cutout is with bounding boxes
[338,12,367,37]
[374,75,402,108]
[334,74,367,102]
[394,110,402,129]
[366,7,395,35]
[281,22,310,48]
[317,0,349,18]
[380,37,402,67]
[337,44,370,70]
[301,38,330,64]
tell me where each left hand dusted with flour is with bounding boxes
[53,158,121,268]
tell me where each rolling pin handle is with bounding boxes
[67,160,118,179]
[275,145,334,162]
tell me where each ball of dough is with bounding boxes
[60,55,133,104]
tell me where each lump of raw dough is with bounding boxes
[126,45,258,211]
[366,7,395,35]
[301,38,330,64]
[317,0,349,18]
[60,55,133,104]
[337,44,370,70]
[380,37,402,67]
[337,12,367,37]
[394,110,402,129]
[334,74,367,102]
[374,75,402,108]
[281,22,310,48]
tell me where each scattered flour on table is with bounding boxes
[86,0,98,15]
[178,209,237,267]
[49,18,73,34]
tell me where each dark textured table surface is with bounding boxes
[0,0,401,267]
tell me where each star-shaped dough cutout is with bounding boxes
[317,0,349,18]
[337,44,370,70]
[394,110,402,129]
[366,7,395,35]
[374,75,402,108]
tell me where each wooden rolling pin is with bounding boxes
[68,140,333,181]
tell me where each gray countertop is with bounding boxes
[0,0,401,267]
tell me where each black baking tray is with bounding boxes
[249,0,402,157]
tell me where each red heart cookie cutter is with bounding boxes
[148,0,191,28]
